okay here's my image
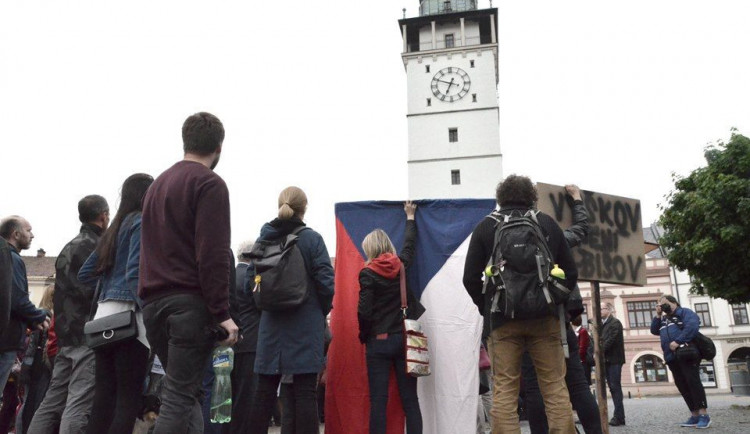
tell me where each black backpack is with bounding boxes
[482,210,572,356]
[693,332,716,361]
[483,210,570,320]
[247,226,310,311]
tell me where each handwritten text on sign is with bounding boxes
[536,183,647,286]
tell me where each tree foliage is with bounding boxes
[660,131,750,303]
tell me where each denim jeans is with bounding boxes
[143,294,214,434]
[365,333,422,434]
[27,345,96,434]
[489,316,575,434]
[604,363,625,422]
[522,327,601,434]
[248,373,318,434]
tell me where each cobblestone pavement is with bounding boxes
[519,393,750,434]
[267,394,750,433]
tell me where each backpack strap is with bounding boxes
[283,225,310,246]
[290,225,309,236]
[482,215,503,296]
[558,304,570,359]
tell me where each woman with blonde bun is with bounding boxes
[248,186,334,434]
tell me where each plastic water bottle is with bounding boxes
[210,346,234,423]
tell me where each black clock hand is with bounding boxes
[437,79,459,87]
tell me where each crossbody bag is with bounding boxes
[83,280,138,350]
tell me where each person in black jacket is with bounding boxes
[28,195,109,434]
[0,237,12,333]
[0,216,50,392]
[521,184,602,434]
[228,240,261,434]
[463,175,578,433]
[358,201,424,434]
[600,301,626,426]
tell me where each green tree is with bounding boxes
[660,131,750,303]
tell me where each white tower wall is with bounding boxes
[401,8,502,200]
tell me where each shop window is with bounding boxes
[634,354,668,383]
[699,360,717,388]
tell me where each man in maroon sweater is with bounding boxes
[139,112,239,433]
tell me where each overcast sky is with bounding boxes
[1,0,748,258]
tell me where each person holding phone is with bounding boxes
[651,295,710,429]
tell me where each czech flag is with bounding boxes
[325,199,495,434]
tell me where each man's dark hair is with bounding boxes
[496,174,538,208]
[182,112,225,155]
[78,195,109,224]
[0,217,21,240]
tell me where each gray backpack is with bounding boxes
[248,226,310,311]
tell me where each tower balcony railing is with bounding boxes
[407,36,483,53]
[420,0,477,17]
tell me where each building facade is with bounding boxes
[22,249,55,306]
[399,1,503,199]
[579,253,750,396]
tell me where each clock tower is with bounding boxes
[399,1,502,199]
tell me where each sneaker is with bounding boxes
[680,415,699,427]
[609,417,625,426]
[696,414,711,429]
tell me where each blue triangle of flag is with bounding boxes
[335,199,496,298]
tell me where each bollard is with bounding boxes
[628,391,631,399]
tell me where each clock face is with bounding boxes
[431,67,471,102]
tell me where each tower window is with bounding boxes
[426,65,430,73]
[470,60,475,68]
[448,128,458,142]
[451,170,461,185]
[427,98,431,107]
[445,33,455,49]
[472,94,477,102]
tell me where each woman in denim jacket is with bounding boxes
[78,173,153,434]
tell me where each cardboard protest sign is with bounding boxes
[536,183,647,286]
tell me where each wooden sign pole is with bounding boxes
[592,281,609,434]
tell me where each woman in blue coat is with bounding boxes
[650,295,711,429]
[247,186,334,434]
